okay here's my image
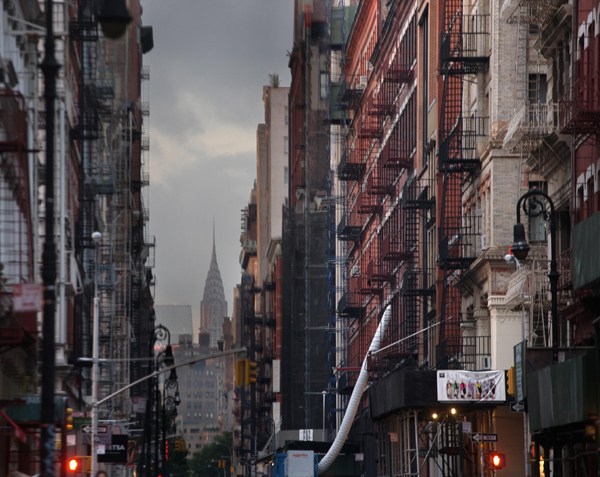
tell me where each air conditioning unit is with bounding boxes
[351,265,360,277]
[357,75,368,89]
[481,356,492,370]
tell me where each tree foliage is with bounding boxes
[189,432,234,477]
[269,73,280,88]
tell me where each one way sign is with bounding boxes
[510,401,526,413]
[472,433,498,442]
[82,425,108,434]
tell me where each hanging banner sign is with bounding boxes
[436,370,506,402]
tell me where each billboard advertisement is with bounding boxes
[437,370,506,402]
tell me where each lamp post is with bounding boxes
[39,1,131,476]
[91,231,102,477]
[152,324,173,477]
[146,324,171,477]
[162,372,180,472]
[512,189,560,364]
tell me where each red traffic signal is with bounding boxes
[67,456,90,473]
[490,453,506,469]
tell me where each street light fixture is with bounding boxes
[512,189,560,363]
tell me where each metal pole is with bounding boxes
[322,391,326,438]
[515,190,559,364]
[40,0,60,473]
[92,232,102,477]
[162,391,166,472]
[548,214,559,364]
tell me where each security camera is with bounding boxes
[505,253,514,263]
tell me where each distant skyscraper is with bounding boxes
[154,305,194,344]
[200,227,228,347]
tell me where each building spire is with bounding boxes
[211,218,217,268]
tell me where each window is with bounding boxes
[187,402,191,409]
[320,72,328,100]
[284,137,289,155]
[528,182,548,242]
[284,106,289,125]
[187,370,191,377]
[284,167,289,185]
[187,381,191,388]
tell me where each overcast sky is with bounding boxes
[143,0,294,338]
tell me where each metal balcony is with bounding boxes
[381,234,412,262]
[357,192,383,215]
[503,102,558,154]
[338,292,364,317]
[367,170,393,196]
[366,259,394,285]
[439,116,487,173]
[337,149,365,181]
[438,215,481,269]
[559,77,600,135]
[440,14,490,75]
[337,213,361,241]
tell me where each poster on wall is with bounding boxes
[436,370,506,402]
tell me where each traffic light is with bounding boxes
[235,359,246,386]
[174,437,186,451]
[490,452,506,469]
[65,407,74,432]
[67,456,91,473]
[165,439,169,462]
[506,367,515,396]
[245,360,257,386]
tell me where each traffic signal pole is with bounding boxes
[93,348,245,407]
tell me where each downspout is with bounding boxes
[318,305,391,473]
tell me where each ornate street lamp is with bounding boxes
[512,189,560,364]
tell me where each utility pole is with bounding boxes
[40,0,60,474]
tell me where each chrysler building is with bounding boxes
[200,228,228,347]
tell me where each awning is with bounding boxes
[0,409,28,443]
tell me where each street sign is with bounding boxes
[74,417,91,430]
[419,446,438,458]
[72,411,91,418]
[510,401,526,413]
[13,283,42,312]
[472,433,498,442]
[82,425,108,434]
